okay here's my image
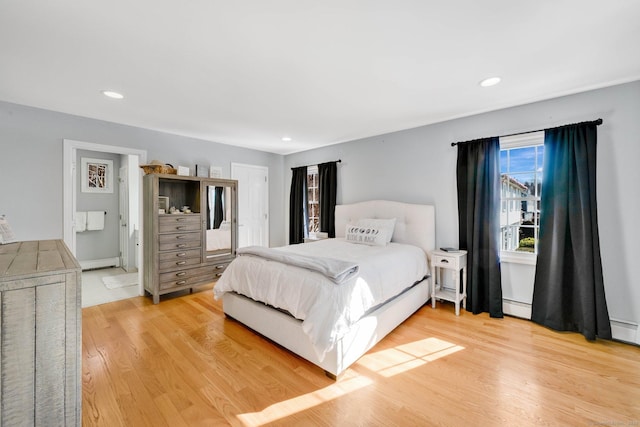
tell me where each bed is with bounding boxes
[214,200,435,378]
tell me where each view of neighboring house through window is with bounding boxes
[499,131,544,255]
[307,165,319,233]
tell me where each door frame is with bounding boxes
[118,165,129,271]
[63,139,147,294]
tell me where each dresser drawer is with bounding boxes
[159,256,202,272]
[210,262,229,278]
[432,254,458,268]
[158,232,201,251]
[158,215,202,233]
[159,248,201,262]
[159,264,222,290]
[159,214,201,226]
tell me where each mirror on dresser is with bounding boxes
[203,179,237,259]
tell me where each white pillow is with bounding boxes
[345,224,389,246]
[356,218,396,244]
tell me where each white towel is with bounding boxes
[75,212,87,232]
[87,211,105,231]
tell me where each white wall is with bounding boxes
[283,80,640,343]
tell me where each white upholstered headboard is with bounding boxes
[335,200,435,257]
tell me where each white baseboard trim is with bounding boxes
[503,299,532,319]
[80,257,120,271]
[610,318,638,345]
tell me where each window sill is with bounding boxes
[500,251,537,266]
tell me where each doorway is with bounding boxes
[231,163,269,248]
[63,140,147,306]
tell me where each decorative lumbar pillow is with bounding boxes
[345,224,389,246]
[356,218,396,244]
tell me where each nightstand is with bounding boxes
[430,249,468,316]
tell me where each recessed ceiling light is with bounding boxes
[479,77,501,87]
[102,90,124,99]
[282,136,292,142]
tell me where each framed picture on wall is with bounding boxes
[81,157,113,193]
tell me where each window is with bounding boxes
[499,131,544,255]
[307,165,319,233]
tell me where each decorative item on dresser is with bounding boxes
[0,240,81,426]
[143,173,237,303]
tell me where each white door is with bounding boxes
[118,166,129,271]
[231,163,269,248]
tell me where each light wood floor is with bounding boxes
[82,283,640,426]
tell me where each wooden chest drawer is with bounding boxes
[158,232,201,252]
[159,248,201,262]
[159,256,202,272]
[159,217,201,233]
[159,264,221,290]
[210,262,229,278]
[159,214,201,226]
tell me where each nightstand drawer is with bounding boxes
[432,254,457,268]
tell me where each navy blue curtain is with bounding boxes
[456,137,503,317]
[289,166,308,244]
[532,121,611,340]
[318,161,338,238]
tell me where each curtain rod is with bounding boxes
[451,118,603,147]
[291,159,341,170]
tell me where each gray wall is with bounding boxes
[284,80,640,337]
[75,149,121,262]
[0,101,286,248]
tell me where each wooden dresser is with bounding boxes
[0,240,81,426]
[143,174,237,303]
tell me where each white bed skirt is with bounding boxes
[222,276,431,378]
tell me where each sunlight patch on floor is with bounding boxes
[357,337,465,377]
[236,337,463,425]
[236,375,373,426]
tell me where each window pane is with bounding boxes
[537,145,545,169]
[307,171,320,233]
[500,150,508,173]
[509,147,536,172]
[499,137,543,255]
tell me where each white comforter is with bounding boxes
[214,238,429,359]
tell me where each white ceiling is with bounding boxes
[1,1,639,155]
